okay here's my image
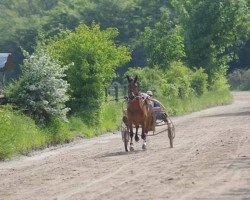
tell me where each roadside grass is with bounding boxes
[0,105,73,160]
[69,100,123,137]
[160,90,232,115]
[0,90,232,160]
[69,90,232,139]
[0,105,47,160]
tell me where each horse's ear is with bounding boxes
[126,75,132,82]
[134,75,138,83]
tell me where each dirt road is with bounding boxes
[0,92,250,200]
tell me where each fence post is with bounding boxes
[3,73,5,85]
[114,82,118,102]
[105,87,108,102]
[123,83,127,98]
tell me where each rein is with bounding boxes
[128,94,148,111]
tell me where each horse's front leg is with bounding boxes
[141,125,147,150]
[129,122,135,151]
[135,125,140,142]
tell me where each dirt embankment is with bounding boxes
[0,92,250,200]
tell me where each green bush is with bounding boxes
[210,69,230,92]
[4,50,70,124]
[165,61,192,99]
[125,62,209,99]
[47,23,131,125]
[191,68,208,96]
[125,67,168,97]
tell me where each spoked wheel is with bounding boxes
[121,121,130,152]
[167,119,175,148]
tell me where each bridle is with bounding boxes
[128,85,141,100]
[127,79,140,100]
[127,78,152,112]
[127,75,146,110]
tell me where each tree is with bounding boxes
[172,0,250,78]
[47,23,131,124]
[0,0,85,65]
[0,0,50,65]
[142,11,185,68]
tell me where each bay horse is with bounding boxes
[126,75,153,151]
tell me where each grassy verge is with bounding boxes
[0,105,73,160]
[159,90,232,115]
[68,90,232,138]
[0,105,46,160]
[0,90,232,160]
[69,100,124,137]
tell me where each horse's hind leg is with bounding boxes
[135,125,139,142]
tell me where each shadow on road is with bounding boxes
[203,111,250,118]
[96,150,142,158]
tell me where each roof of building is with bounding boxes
[0,53,11,69]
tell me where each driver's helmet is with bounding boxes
[146,90,153,97]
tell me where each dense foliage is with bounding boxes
[47,24,130,124]
[0,0,172,67]
[2,0,248,71]
[142,12,185,68]
[125,61,208,100]
[172,0,250,77]
[4,50,70,123]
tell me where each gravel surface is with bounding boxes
[0,92,250,200]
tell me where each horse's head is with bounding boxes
[127,75,139,99]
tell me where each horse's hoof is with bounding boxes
[135,135,140,142]
[142,143,147,150]
[130,146,134,151]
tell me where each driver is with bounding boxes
[146,90,168,122]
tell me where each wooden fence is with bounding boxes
[105,82,127,102]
